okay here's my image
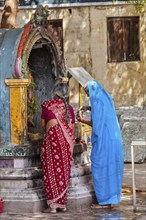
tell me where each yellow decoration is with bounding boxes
[5,79,30,145]
[79,84,92,144]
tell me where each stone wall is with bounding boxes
[117,106,146,163]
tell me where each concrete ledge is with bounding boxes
[2,200,47,213]
[0,167,43,180]
[67,193,96,210]
[0,179,43,188]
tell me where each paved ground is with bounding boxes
[0,163,146,220]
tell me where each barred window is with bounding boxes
[107,17,140,62]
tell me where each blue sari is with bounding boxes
[88,80,124,205]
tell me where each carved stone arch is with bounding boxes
[15,24,64,80]
[13,6,68,133]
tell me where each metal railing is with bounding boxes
[131,140,146,211]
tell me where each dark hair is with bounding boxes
[84,85,89,96]
[53,80,70,123]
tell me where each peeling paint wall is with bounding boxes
[0,4,145,107]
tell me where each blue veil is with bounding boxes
[87,80,124,205]
[87,80,122,143]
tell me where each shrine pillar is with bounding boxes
[5,79,29,145]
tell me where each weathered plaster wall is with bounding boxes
[0,4,145,162]
[1,4,144,107]
[90,5,145,107]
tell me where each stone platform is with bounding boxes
[0,143,95,213]
[0,163,146,219]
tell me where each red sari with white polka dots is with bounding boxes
[41,98,75,209]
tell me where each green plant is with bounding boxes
[112,0,146,12]
[27,82,39,126]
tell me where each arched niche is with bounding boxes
[14,22,64,134]
[9,6,66,143]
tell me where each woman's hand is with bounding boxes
[79,106,91,112]
[76,111,85,123]
[76,109,92,126]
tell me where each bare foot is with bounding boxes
[91,204,112,209]
[57,207,67,212]
[43,207,56,213]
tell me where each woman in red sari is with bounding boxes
[41,79,75,213]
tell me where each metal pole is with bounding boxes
[131,144,136,211]
[79,84,82,138]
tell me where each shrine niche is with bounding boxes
[0,6,95,213]
[0,5,69,212]
[1,5,66,146]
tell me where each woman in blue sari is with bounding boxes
[76,80,124,209]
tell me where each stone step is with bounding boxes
[0,179,43,188]
[0,167,43,180]
[0,165,91,180]
[0,187,45,201]
[70,174,92,187]
[67,183,95,210]
[70,165,91,178]
[0,165,94,212]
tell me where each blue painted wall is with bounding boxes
[0,29,23,147]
